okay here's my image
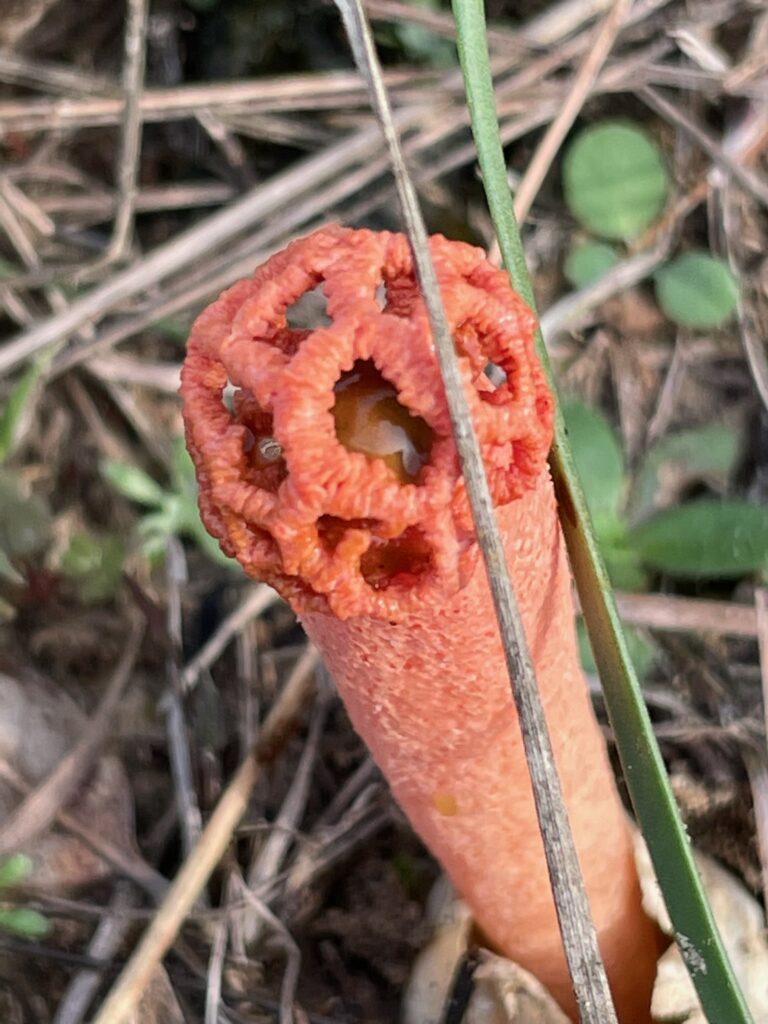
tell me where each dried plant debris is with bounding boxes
[0,670,136,890]
[0,0,63,48]
[636,840,768,1023]
[404,878,571,1024]
[670,772,763,897]
[405,839,768,1024]
[464,955,572,1024]
[402,876,473,1024]
[1,0,768,1019]
[127,965,185,1024]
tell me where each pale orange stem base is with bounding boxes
[302,473,662,1022]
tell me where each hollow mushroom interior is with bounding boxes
[332,358,435,485]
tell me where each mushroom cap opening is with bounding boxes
[180,225,553,620]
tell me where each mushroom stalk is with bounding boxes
[181,226,661,1022]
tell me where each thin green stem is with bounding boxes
[452,1,754,1021]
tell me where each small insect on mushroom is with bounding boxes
[255,436,282,463]
[181,225,663,1023]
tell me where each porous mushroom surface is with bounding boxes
[181,225,661,1023]
[181,225,552,620]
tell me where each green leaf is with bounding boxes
[631,500,768,578]
[630,424,743,524]
[452,4,754,1019]
[101,459,166,507]
[170,436,196,494]
[396,25,456,67]
[137,502,185,545]
[0,907,50,937]
[563,240,619,289]
[0,469,51,558]
[140,532,169,561]
[563,121,669,240]
[603,541,649,591]
[577,618,656,679]
[0,854,33,889]
[377,0,456,67]
[59,530,125,603]
[153,315,193,340]
[0,362,45,463]
[562,399,625,536]
[654,251,738,329]
[390,849,424,897]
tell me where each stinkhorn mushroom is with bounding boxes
[180,225,662,1022]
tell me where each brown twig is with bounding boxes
[0,617,144,856]
[0,51,115,95]
[743,590,768,920]
[163,538,203,857]
[229,873,301,1024]
[722,170,768,414]
[103,0,149,265]
[244,687,330,945]
[0,117,413,377]
[0,759,167,900]
[540,230,674,337]
[612,591,759,638]
[641,85,768,208]
[91,645,319,1024]
[755,589,768,769]
[52,882,136,1024]
[512,0,632,225]
[203,911,228,1024]
[0,70,437,133]
[34,182,234,220]
[181,584,279,693]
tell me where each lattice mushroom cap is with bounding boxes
[180,225,553,620]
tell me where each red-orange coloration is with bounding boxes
[181,225,660,1021]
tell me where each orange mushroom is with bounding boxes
[180,225,661,1022]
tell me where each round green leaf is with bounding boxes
[630,500,768,578]
[603,542,649,592]
[562,399,626,536]
[629,423,742,524]
[0,907,50,938]
[101,459,165,507]
[0,854,33,889]
[59,530,125,603]
[0,360,45,463]
[394,0,457,67]
[654,251,738,329]
[0,469,51,558]
[564,240,619,288]
[563,121,669,240]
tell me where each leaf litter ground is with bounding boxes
[0,0,767,1020]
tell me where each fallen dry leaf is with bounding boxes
[465,953,570,1024]
[0,669,136,890]
[406,837,768,1023]
[402,877,568,1024]
[402,876,473,1024]
[635,836,768,1023]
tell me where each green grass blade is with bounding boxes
[451,1,754,1021]
[0,359,45,463]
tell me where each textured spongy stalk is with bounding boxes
[302,478,660,1022]
[181,226,660,1022]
